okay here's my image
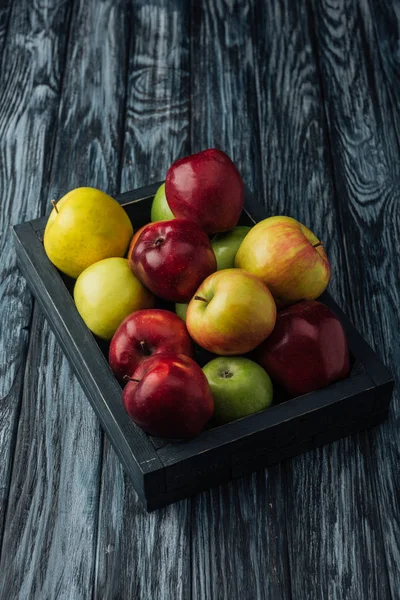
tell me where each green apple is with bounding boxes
[74,257,154,340]
[211,226,251,270]
[150,183,175,222]
[203,357,273,424]
[186,268,277,355]
[175,302,188,321]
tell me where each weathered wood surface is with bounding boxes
[0,0,72,559]
[0,0,11,53]
[189,2,290,598]
[0,0,128,597]
[94,2,192,599]
[248,1,393,599]
[0,0,399,598]
[312,0,400,596]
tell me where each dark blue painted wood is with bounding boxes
[0,0,12,53]
[0,0,399,597]
[0,0,129,597]
[93,2,193,599]
[312,0,400,595]
[244,1,393,598]
[0,0,72,564]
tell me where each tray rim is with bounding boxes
[13,182,394,502]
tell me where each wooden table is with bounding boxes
[0,1,399,598]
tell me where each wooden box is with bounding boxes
[13,183,394,511]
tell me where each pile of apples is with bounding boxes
[43,149,350,440]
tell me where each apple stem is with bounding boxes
[194,295,207,302]
[123,375,140,383]
[140,340,151,356]
[313,242,323,248]
[51,199,59,213]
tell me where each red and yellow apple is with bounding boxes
[186,269,277,355]
[235,216,330,306]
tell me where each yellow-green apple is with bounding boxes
[186,269,276,355]
[254,300,350,397]
[44,187,133,278]
[165,148,244,234]
[129,218,216,302]
[109,309,194,381]
[150,183,175,222]
[211,226,251,270]
[235,216,330,306]
[123,353,214,439]
[203,356,273,425]
[74,258,154,340]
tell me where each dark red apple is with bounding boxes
[165,148,244,234]
[254,300,350,397]
[128,218,216,302]
[123,353,214,439]
[109,309,194,381]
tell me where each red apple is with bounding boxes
[109,309,194,381]
[254,300,350,397]
[123,353,214,439]
[165,148,244,234]
[128,218,216,302]
[235,216,330,307]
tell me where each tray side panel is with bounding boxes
[13,222,165,499]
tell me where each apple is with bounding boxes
[109,308,193,381]
[203,356,273,425]
[74,258,154,340]
[175,303,188,321]
[211,226,251,270]
[254,300,350,397]
[44,187,133,278]
[150,183,175,222]
[186,268,277,355]
[165,148,244,234]
[235,216,330,307]
[129,218,216,302]
[123,353,214,439]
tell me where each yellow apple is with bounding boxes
[235,216,330,306]
[44,187,133,279]
[74,257,154,340]
[186,269,276,355]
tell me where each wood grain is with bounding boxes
[0,0,72,556]
[0,0,12,53]
[189,3,290,599]
[244,2,391,599]
[94,2,192,598]
[313,0,400,595]
[0,0,129,597]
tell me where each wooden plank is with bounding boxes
[244,1,392,599]
[0,0,130,596]
[0,0,12,52]
[189,2,291,598]
[0,0,72,556]
[312,0,400,595]
[93,2,192,598]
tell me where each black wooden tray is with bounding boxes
[13,183,394,511]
